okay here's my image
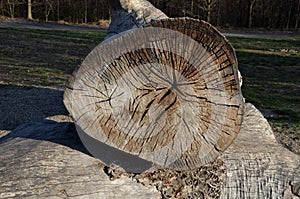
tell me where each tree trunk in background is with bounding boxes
[44,0,53,22]
[84,0,88,23]
[206,0,213,23]
[267,0,274,28]
[1,0,300,29]
[57,0,60,21]
[27,0,33,20]
[7,0,15,18]
[248,0,256,28]
[295,0,300,29]
[190,0,194,15]
[216,0,221,26]
[286,0,293,29]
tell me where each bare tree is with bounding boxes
[295,0,300,29]
[56,0,59,20]
[205,0,213,23]
[286,0,293,29]
[84,0,90,23]
[27,0,32,19]
[44,0,53,21]
[7,0,16,18]
[0,0,5,16]
[248,0,256,28]
[216,0,221,26]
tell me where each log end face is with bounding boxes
[64,18,244,171]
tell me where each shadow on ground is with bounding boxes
[0,85,69,130]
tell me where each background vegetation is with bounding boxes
[1,0,300,29]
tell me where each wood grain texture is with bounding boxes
[221,103,300,198]
[64,18,244,171]
[0,120,159,199]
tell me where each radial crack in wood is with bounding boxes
[64,18,244,172]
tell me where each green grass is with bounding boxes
[0,27,105,87]
[228,36,300,139]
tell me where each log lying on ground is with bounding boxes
[0,104,299,198]
[0,121,159,198]
[64,1,244,172]
[221,103,300,198]
[106,0,168,39]
[1,0,298,197]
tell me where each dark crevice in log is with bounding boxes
[291,181,300,197]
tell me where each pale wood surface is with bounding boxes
[64,18,244,171]
[106,0,168,39]
[0,120,159,199]
[0,104,298,198]
[221,103,300,198]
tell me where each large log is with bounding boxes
[106,0,168,39]
[64,1,244,172]
[0,121,159,198]
[1,0,299,198]
[0,104,299,198]
[221,103,300,198]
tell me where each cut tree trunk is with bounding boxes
[64,0,244,172]
[0,0,299,198]
[105,0,168,39]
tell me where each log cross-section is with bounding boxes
[64,1,244,172]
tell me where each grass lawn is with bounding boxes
[0,27,299,143]
[228,36,300,142]
[0,27,105,87]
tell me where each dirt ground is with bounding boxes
[0,86,73,137]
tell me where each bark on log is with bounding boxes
[64,1,244,172]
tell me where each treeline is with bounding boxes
[0,0,110,23]
[0,0,299,29]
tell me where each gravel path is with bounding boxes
[0,21,107,31]
[1,20,299,38]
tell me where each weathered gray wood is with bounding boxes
[0,120,159,198]
[1,104,298,198]
[1,0,298,197]
[221,103,300,198]
[106,0,168,39]
[64,17,244,171]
